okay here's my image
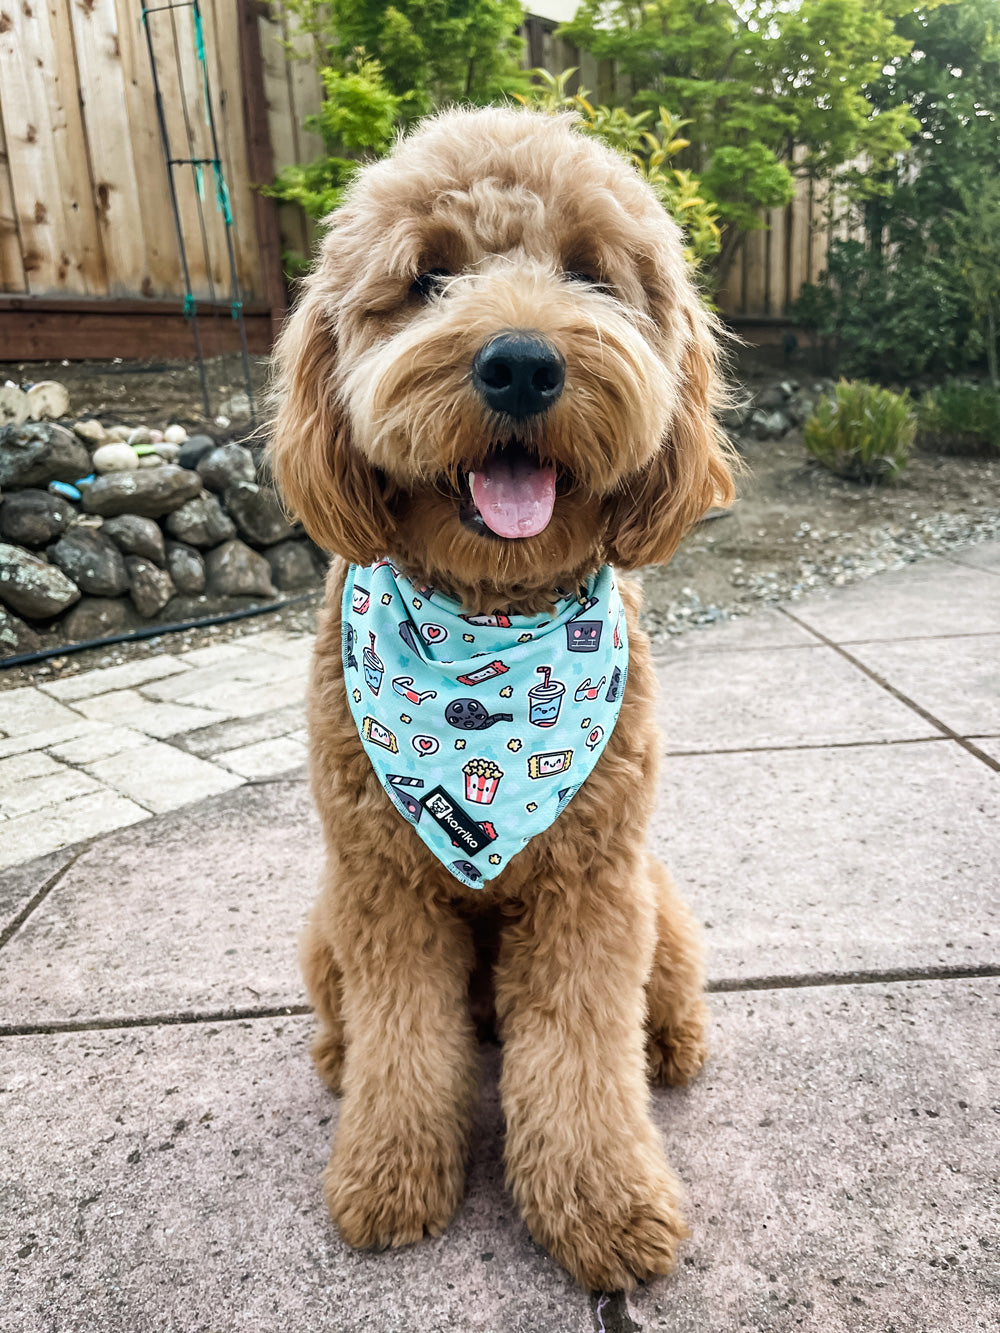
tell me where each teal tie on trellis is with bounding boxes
[343,561,629,888]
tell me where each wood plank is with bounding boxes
[0,301,272,360]
[70,0,151,298]
[0,0,107,295]
[235,0,287,336]
[113,0,184,296]
[787,150,811,308]
[0,108,27,292]
[258,7,310,265]
[287,12,324,165]
[742,226,768,318]
[206,0,264,301]
[766,200,786,316]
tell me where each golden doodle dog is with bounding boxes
[271,105,735,1291]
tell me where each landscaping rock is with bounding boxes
[92,442,139,474]
[26,380,70,421]
[0,385,30,428]
[264,539,321,590]
[165,494,235,548]
[126,556,176,617]
[163,424,188,445]
[48,528,129,597]
[224,480,295,547]
[0,606,41,656]
[176,434,216,470]
[101,514,166,566]
[0,489,76,547]
[754,384,789,411]
[197,443,255,493]
[137,454,165,469]
[82,466,202,519]
[751,408,793,440]
[0,421,91,488]
[107,426,132,443]
[62,596,130,642]
[128,427,152,447]
[205,539,276,598]
[0,541,80,618]
[166,541,206,594]
[73,419,108,447]
[153,442,180,463]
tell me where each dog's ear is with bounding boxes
[269,278,392,566]
[605,298,735,570]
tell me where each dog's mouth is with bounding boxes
[460,441,556,540]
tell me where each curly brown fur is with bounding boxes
[273,106,734,1290]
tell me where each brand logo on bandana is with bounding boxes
[421,786,492,855]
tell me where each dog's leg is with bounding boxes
[496,862,687,1290]
[301,898,347,1093]
[644,855,710,1087]
[322,870,478,1249]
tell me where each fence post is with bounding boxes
[236,0,287,343]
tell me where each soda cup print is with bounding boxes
[363,631,384,695]
[528,665,565,727]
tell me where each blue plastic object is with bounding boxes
[49,481,81,501]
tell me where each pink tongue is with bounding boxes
[469,455,556,538]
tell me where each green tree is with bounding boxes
[557,0,919,276]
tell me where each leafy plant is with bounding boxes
[917,382,1000,455]
[517,70,721,270]
[556,0,920,281]
[804,381,916,482]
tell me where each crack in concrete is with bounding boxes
[708,963,1000,993]
[778,608,1000,773]
[0,847,86,952]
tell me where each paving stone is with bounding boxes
[69,689,228,738]
[38,654,189,703]
[0,749,64,797]
[215,735,309,779]
[0,788,148,872]
[0,717,100,762]
[2,981,997,1332]
[655,644,935,753]
[170,705,306,758]
[0,845,77,937]
[235,628,316,660]
[0,779,321,1019]
[45,724,150,766]
[85,741,244,814]
[652,740,1000,982]
[0,761,102,819]
[176,673,309,721]
[138,654,293,703]
[171,641,255,670]
[0,688,84,739]
[845,634,1000,736]
[790,557,1000,641]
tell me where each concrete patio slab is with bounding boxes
[651,608,816,655]
[974,737,1000,764]
[2,979,996,1333]
[0,847,77,938]
[652,740,999,982]
[0,788,149,873]
[655,644,936,753]
[0,779,320,1025]
[788,557,1000,641]
[845,633,1000,736]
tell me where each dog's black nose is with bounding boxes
[472,333,565,418]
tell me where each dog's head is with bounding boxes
[271,107,735,610]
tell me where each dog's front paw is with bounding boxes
[647,998,709,1087]
[324,1142,464,1250]
[531,1167,688,1291]
[310,1027,345,1094]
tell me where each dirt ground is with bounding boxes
[2,352,997,684]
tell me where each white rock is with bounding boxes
[0,385,30,427]
[73,418,107,446]
[107,425,132,443]
[128,426,152,446]
[163,424,188,444]
[92,442,140,474]
[137,453,165,468]
[26,380,70,421]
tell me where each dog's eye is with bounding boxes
[564,270,598,285]
[410,269,450,300]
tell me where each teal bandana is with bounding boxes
[342,560,628,888]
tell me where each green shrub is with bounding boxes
[804,381,915,483]
[917,382,1000,455]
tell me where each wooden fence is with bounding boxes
[0,2,854,361]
